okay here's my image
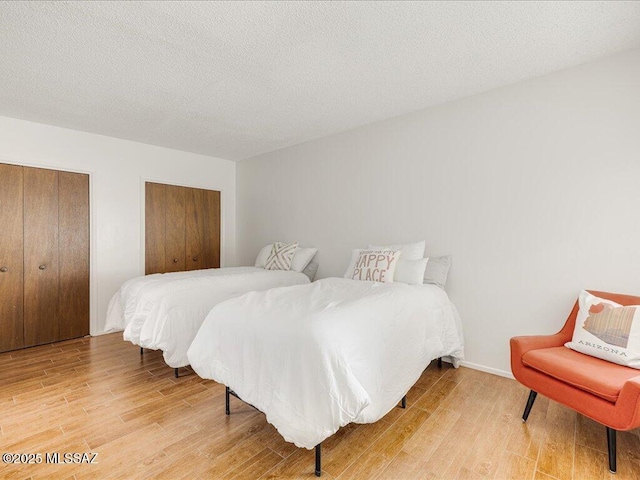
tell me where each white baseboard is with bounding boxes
[437,356,514,380]
[459,360,514,379]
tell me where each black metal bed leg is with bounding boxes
[522,390,537,422]
[437,357,442,368]
[140,347,143,355]
[315,443,321,477]
[607,427,617,473]
[401,395,407,409]
[174,368,179,378]
[225,387,230,416]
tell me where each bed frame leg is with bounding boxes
[315,443,322,477]
[140,347,143,355]
[438,357,442,368]
[174,368,179,378]
[225,387,231,415]
[401,395,407,409]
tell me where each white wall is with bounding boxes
[237,48,640,376]
[0,116,236,335]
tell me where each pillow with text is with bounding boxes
[350,249,400,283]
[565,290,640,368]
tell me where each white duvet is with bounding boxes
[105,267,310,368]
[187,277,464,449]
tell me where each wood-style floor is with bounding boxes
[1,334,639,480]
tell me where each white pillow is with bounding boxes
[423,255,451,289]
[256,244,318,272]
[255,245,272,268]
[344,248,364,278]
[367,241,425,261]
[350,250,400,283]
[264,242,298,271]
[290,247,318,273]
[394,258,428,285]
[565,290,640,368]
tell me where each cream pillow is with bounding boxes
[256,244,317,272]
[423,255,451,289]
[394,258,428,285]
[367,241,425,261]
[255,245,273,268]
[264,242,298,271]
[565,290,640,368]
[350,250,401,283]
[344,248,364,278]
[290,247,318,273]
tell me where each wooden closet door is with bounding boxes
[185,188,221,270]
[145,182,166,275]
[23,167,59,347]
[58,172,90,340]
[0,164,25,352]
[165,185,186,272]
[204,189,221,269]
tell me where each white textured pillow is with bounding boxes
[394,258,428,285]
[344,249,363,278]
[368,241,425,261]
[256,244,317,272]
[423,255,451,289]
[351,250,400,283]
[565,290,640,368]
[290,247,318,273]
[255,245,272,268]
[264,242,298,271]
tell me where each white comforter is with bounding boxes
[105,267,310,368]
[187,277,464,449]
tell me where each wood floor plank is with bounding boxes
[337,407,430,480]
[576,414,608,454]
[411,377,457,414]
[375,449,428,480]
[574,444,606,480]
[418,414,485,479]
[2,334,640,479]
[402,407,458,459]
[536,402,577,480]
[493,451,537,480]
[320,418,392,477]
[223,448,284,480]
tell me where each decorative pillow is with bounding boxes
[264,242,298,271]
[290,247,318,273]
[394,258,428,285]
[350,250,400,283]
[565,290,640,368]
[423,255,451,289]
[344,248,364,278]
[367,241,425,261]
[254,244,273,268]
[301,260,319,282]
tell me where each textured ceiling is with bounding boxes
[1,1,640,160]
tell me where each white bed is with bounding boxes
[105,266,311,368]
[187,276,465,450]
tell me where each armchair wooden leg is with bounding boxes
[607,427,617,473]
[522,390,537,422]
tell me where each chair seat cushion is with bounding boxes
[522,346,640,403]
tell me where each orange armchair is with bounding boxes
[510,290,640,474]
